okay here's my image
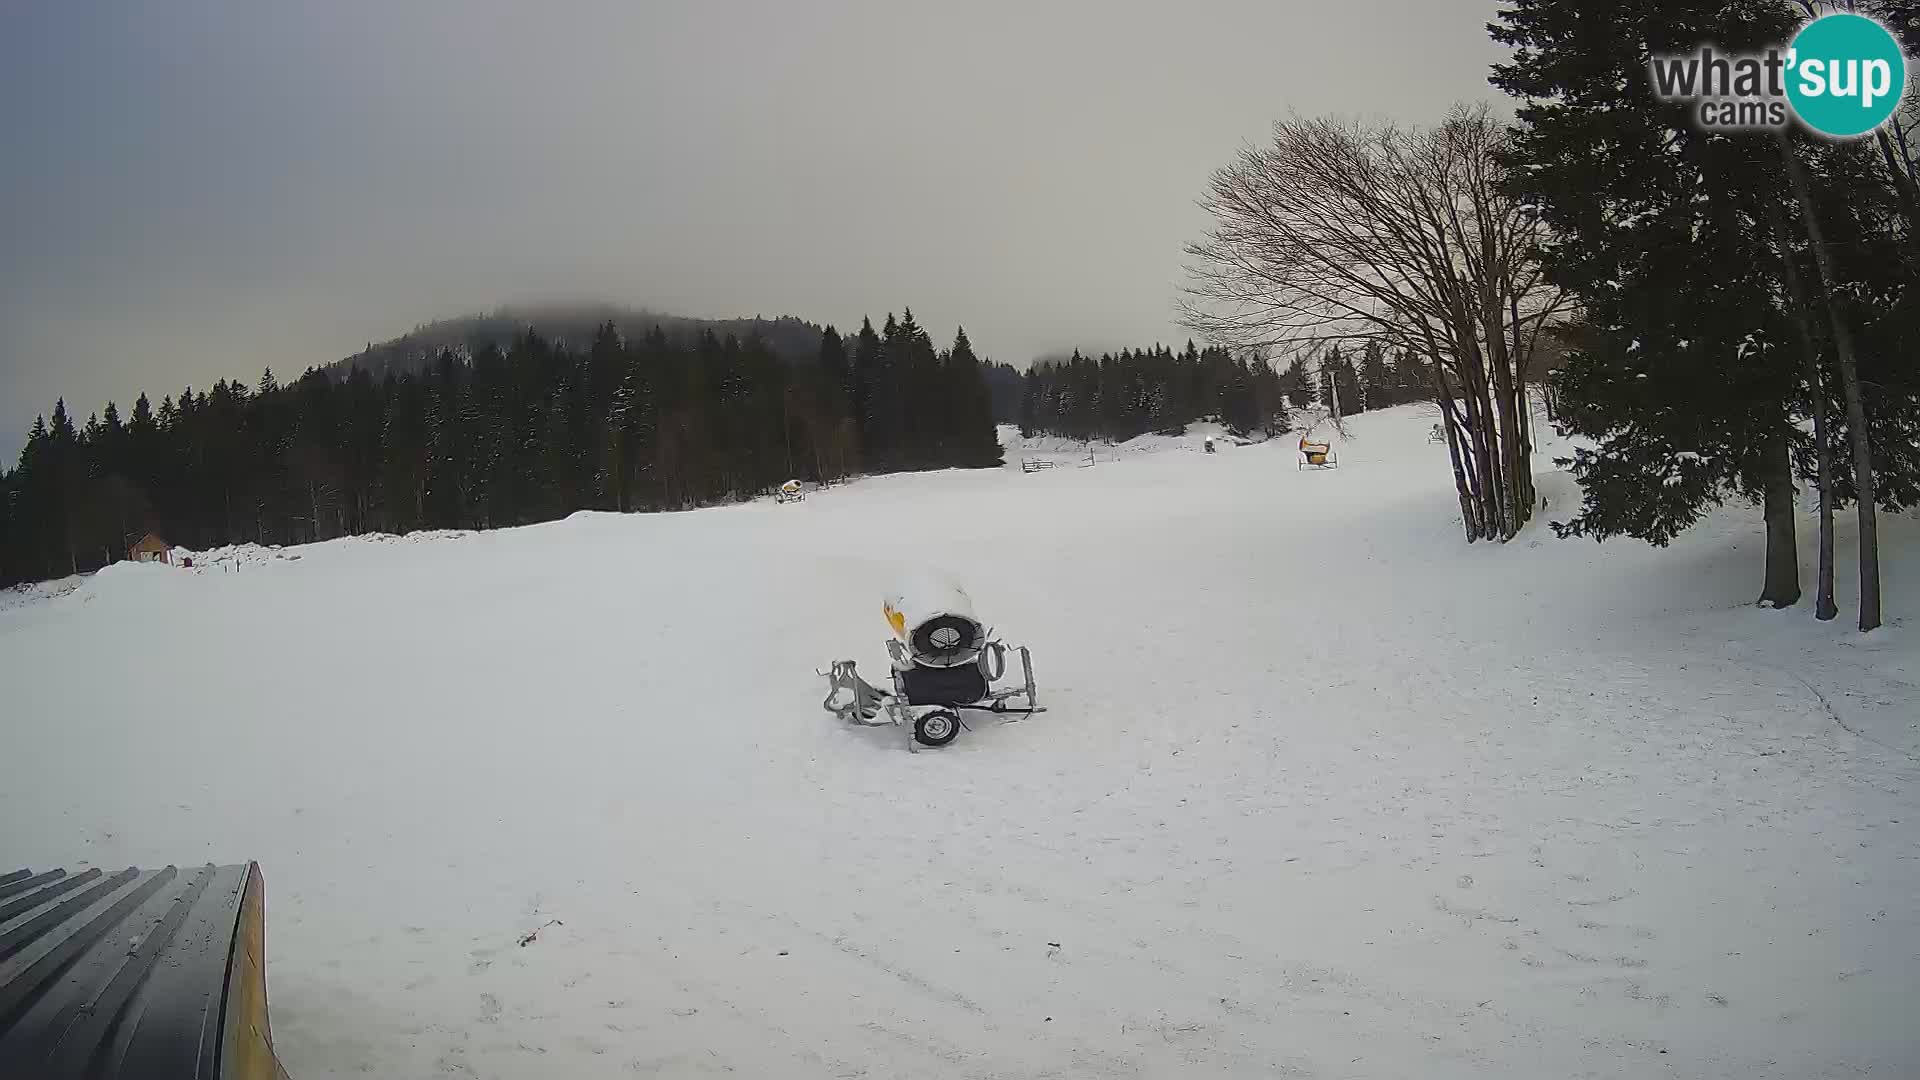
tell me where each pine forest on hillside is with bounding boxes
[0,311,1000,584]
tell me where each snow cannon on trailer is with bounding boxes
[0,861,293,1079]
[820,576,1043,747]
[1298,435,1337,470]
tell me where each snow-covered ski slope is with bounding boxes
[3,404,1915,1079]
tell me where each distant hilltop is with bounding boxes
[324,303,830,381]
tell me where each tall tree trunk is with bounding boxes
[1509,332,1538,518]
[1807,362,1840,623]
[1497,375,1531,531]
[1451,331,1502,539]
[1424,346,1481,540]
[1876,128,1920,237]
[1763,196,1839,621]
[1442,406,1480,540]
[1781,137,1882,631]
[1471,369,1509,538]
[1759,424,1801,608]
[1481,294,1530,537]
[1473,371,1514,538]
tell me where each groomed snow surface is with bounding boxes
[3,403,1915,1079]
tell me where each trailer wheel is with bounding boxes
[913,710,961,747]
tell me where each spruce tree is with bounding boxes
[853,317,892,466]
[1018,369,1041,437]
[1359,340,1392,410]
[1492,0,1809,606]
[1280,357,1313,411]
[944,327,1004,467]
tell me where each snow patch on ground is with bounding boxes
[174,530,478,574]
[999,421,1270,464]
[0,573,85,613]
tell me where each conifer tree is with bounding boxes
[1492,0,1811,606]
[1280,357,1313,411]
[1359,340,1393,410]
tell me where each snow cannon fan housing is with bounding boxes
[885,582,986,669]
[822,574,1043,747]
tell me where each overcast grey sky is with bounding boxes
[0,1,1506,452]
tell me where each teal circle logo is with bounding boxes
[1786,13,1907,138]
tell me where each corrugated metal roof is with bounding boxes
[0,864,254,1079]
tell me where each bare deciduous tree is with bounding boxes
[1182,103,1569,541]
